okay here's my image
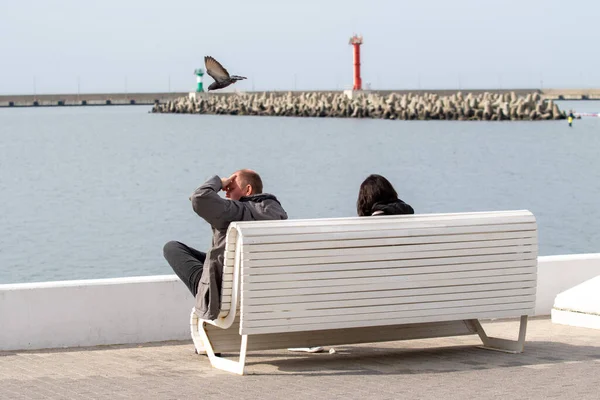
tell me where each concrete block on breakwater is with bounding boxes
[152,91,566,121]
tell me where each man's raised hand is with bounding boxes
[221,174,237,192]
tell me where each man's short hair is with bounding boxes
[238,169,263,194]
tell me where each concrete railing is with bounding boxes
[0,276,192,351]
[1,254,599,351]
[535,253,600,315]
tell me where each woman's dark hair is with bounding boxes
[356,174,398,216]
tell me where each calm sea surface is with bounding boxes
[1,101,599,284]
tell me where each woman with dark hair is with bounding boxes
[357,174,414,216]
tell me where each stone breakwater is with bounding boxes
[151,91,566,121]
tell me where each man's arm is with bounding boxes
[190,175,244,230]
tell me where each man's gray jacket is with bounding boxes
[191,175,288,320]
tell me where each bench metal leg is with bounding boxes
[197,320,248,375]
[471,315,528,354]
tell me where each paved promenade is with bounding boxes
[1,317,598,399]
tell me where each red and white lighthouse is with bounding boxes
[349,35,363,90]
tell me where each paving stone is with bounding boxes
[1,317,599,399]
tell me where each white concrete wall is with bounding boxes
[536,253,600,315]
[1,254,599,352]
[0,276,193,351]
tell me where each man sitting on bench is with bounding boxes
[163,169,288,321]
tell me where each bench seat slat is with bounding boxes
[232,231,537,252]
[232,210,530,229]
[242,263,537,283]
[243,287,537,312]
[229,271,537,291]
[242,302,535,329]
[228,259,538,288]
[241,302,535,329]
[239,307,533,335]
[243,281,536,306]
[242,237,537,260]
[239,220,535,238]
[241,223,536,245]
[241,307,534,335]
[243,295,536,322]
[229,240,538,262]
[240,266,536,290]
[236,214,535,237]
[240,244,537,267]
[243,258,534,277]
[242,253,535,276]
[242,274,536,298]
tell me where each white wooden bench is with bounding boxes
[190,210,538,375]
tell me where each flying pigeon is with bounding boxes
[204,56,247,91]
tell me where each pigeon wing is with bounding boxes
[205,56,231,82]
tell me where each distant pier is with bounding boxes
[0,92,187,108]
[539,88,600,100]
[1,89,599,108]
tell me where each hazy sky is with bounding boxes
[1,0,598,94]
